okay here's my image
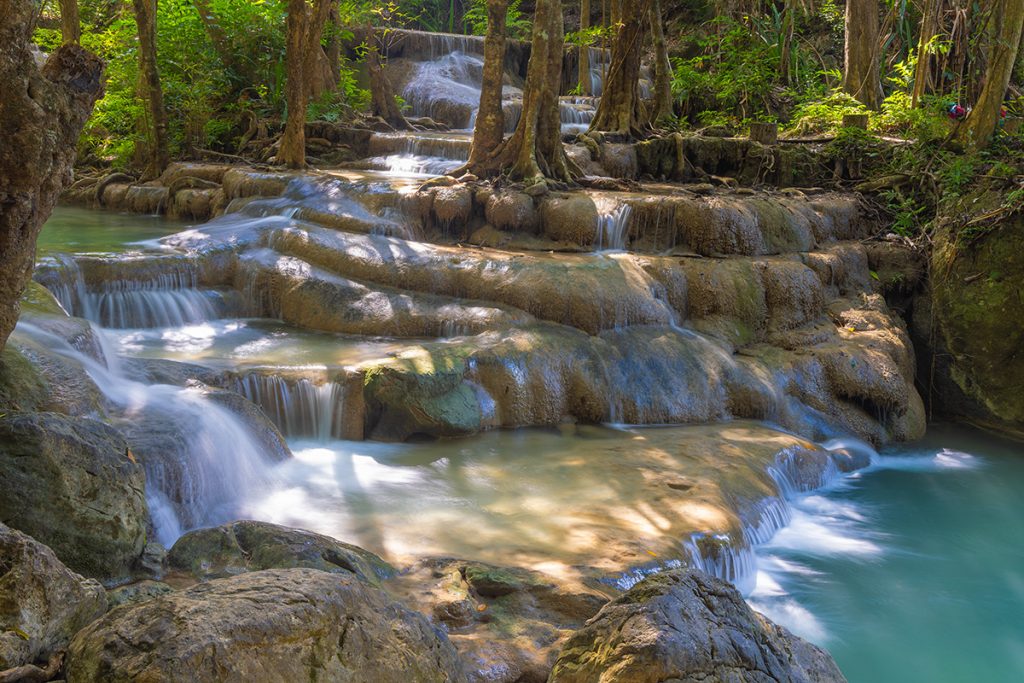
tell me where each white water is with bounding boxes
[593,198,633,251]
[234,373,344,441]
[13,320,278,547]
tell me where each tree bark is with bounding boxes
[466,0,509,167]
[0,3,105,353]
[588,0,646,137]
[578,0,592,95]
[325,0,341,88]
[279,0,333,169]
[842,0,883,109]
[132,0,170,179]
[650,0,673,123]
[779,0,794,85]
[466,0,579,182]
[367,39,412,130]
[911,0,941,106]
[59,0,80,44]
[955,0,1024,150]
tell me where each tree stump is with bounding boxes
[749,122,778,145]
[842,114,870,130]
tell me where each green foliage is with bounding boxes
[881,188,928,237]
[464,0,531,41]
[788,92,869,136]
[36,0,377,168]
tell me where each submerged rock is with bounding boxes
[0,523,107,670]
[0,412,148,580]
[389,559,608,683]
[549,568,846,683]
[66,568,465,683]
[167,520,394,585]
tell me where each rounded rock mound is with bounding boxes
[66,567,465,683]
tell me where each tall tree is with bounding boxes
[0,1,104,353]
[465,0,578,181]
[955,0,1024,149]
[843,0,883,109]
[279,0,333,168]
[465,0,509,167]
[132,0,170,179]
[59,0,80,44]
[578,0,592,95]
[911,0,941,106]
[588,0,646,137]
[649,0,673,123]
[367,32,412,130]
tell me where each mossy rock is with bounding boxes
[931,207,1024,431]
[0,412,148,580]
[0,345,49,411]
[362,360,482,440]
[167,520,394,586]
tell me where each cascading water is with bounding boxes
[40,256,228,329]
[594,198,633,251]
[233,373,343,442]
[13,321,280,547]
[366,132,472,175]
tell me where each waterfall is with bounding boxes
[594,199,633,251]
[13,321,280,547]
[614,439,874,595]
[233,373,344,442]
[366,132,471,175]
[403,50,488,129]
[39,256,227,329]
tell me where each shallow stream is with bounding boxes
[31,205,1024,682]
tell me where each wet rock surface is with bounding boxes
[0,523,107,670]
[548,568,846,683]
[168,520,394,585]
[0,412,148,580]
[390,559,609,683]
[66,567,465,683]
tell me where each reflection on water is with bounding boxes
[240,422,817,582]
[750,425,1024,682]
[36,206,187,256]
[112,319,416,369]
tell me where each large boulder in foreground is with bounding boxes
[167,520,393,586]
[0,412,148,580]
[0,523,107,670]
[549,568,846,683]
[66,568,465,683]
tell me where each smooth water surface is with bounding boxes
[751,425,1024,682]
[37,206,187,256]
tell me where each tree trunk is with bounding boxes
[368,40,412,130]
[279,0,333,169]
[911,0,941,106]
[650,0,673,123]
[843,0,883,109]
[779,0,794,85]
[466,0,509,167]
[955,0,1024,149]
[325,1,341,88]
[59,0,80,44]
[578,0,591,95]
[132,0,169,179]
[466,0,579,182]
[0,5,105,353]
[588,0,646,137]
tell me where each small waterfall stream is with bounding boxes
[14,319,280,548]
